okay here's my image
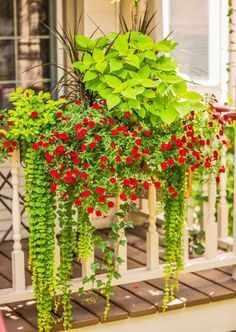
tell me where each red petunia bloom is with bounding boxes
[124,111,131,118]
[144,130,151,137]
[142,181,149,189]
[32,143,40,151]
[126,157,133,164]
[98,196,106,203]
[92,103,101,110]
[74,198,82,206]
[123,179,131,186]
[120,193,127,201]
[83,163,90,169]
[100,163,106,170]
[50,183,57,193]
[109,177,117,184]
[96,186,106,195]
[81,144,87,151]
[88,121,96,129]
[77,129,88,140]
[115,156,121,163]
[154,181,161,188]
[179,149,187,157]
[130,194,138,201]
[108,118,115,126]
[3,141,11,147]
[89,142,97,149]
[135,139,142,146]
[56,112,62,118]
[87,206,94,214]
[94,134,102,142]
[49,170,61,179]
[168,186,175,193]
[178,157,185,164]
[107,201,115,208]
[167,158,174,167]
[80,190,90,198]
[142,148,150,155]
[160,162,168,170]
[54,145,65,155]
[96,210,102,217]
[76,99,82,105]
[80,172,88,180]
[74,123,82,131]
[100,156,108,163]
[31,111,39,119]
[110,142,116,148]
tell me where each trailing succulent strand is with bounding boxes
[24,148,56,332]
[56,194,77,330]
[162,166,187,309]
[77,210,95,260]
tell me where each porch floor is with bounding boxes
[1,225,236,332]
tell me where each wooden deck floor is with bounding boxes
[1,225,236,331]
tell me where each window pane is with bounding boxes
[0,0,14,36]
[169,0,209,81]
[0,41,15,80]
[17,0,50,36]
[18,38,50,86]
[0,84,16,107]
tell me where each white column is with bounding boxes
[115,196,127,274]
[217,141,229,239]
[11,150,26,291]
[201,183,209,231]
[232,124,236,279]
[205,181,218,259]
[146,184,159,269]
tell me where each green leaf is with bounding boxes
[174,102,191,116]
[181,91,203,102]
[150,114,159,125]
[109,58,123,72]
[93,48,105,62]
[75,35,95,50]
[83,71,97,82]
[106,94,121,109]
[138,65,150,79]
[96,61,107,73]
[143,89,156,98]
[125,55,140,68]
[121,87,137,99]
[156,56,177,71]
[144,50,157,60]
[113,81,128,93]
[128,99,141,109]
[155,40,177,53]
[140,79,156,88]
[137,108,146,118]
[113,35,128,54]
[105,75,122,88]
[158,106,178,124]
[99,88,113,99]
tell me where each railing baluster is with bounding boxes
[11,150,26,291]
[232,125,236,279]
[205,181,218,259]
[115,196,127,274]
[201,183,209,231]
[146,184,159,269]
[217,140,229,239]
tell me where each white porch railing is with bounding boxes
[1,118,236,305]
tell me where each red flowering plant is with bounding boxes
[0,31,229,332]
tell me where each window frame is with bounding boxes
[161,0,229,90]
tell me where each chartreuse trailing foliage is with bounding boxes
[0,32,229,331]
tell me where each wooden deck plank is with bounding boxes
[106,286,157,317]
[0,274,11,289]
[179,272,235,301]
[73,291,128,323]
[0,305,36,332]
[194,269,236,293]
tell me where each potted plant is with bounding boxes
[0,31,228,331]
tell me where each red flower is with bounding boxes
[100,163,106,170]
[142,181,149,189]
[154,181,161,188]
[130,194,138,201]
[7,121,13,126]
[80,190,90,198]
[110,142,116,148]
[124,111,131,118]
[94,134,102,142]
[160,162,168,170]
[80,172,88,179]
[123,179,131,186]
[81,144,87,151]
[31,111,39,119]
[87,206,94,214]
[76,99,82,105]
[144,130,151,137]
[89,142,97,149]
[96,210,102,217]
[83,163,90,169]
[135,139,142,146]
[73,169,80,176]
[179,149,187,157]
[111,129,119,136]
[172,192,178,198]
[49,170,61,179]
[108,118,115,126]
[142,148,150,155]
[74,198,82,206]
[208,121,213,127]
[77,129,88,140]
[204,161,211,168]
[73,158,80,165]
[100,156,108,163]
[115,156,121,163]
[70,151,77,158]
[118,148,123,155]
[88,121,96,129]
[96,186,106,195]
[126,157,133,164]
[107,201,115,208]
[50,183,57,193]
[54,145,65,155]
[98,196,106,203]
[178,157,185,164]
[32,142,40,151]
[119,193,127,201]
[110,177,117,184]
[92,103,101,109]
[75,123,82,131]
[167,158,174,167]
[3,141,11,147]
[168,186,175,193]
[56,112,62,118]
[110,167,116,173]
